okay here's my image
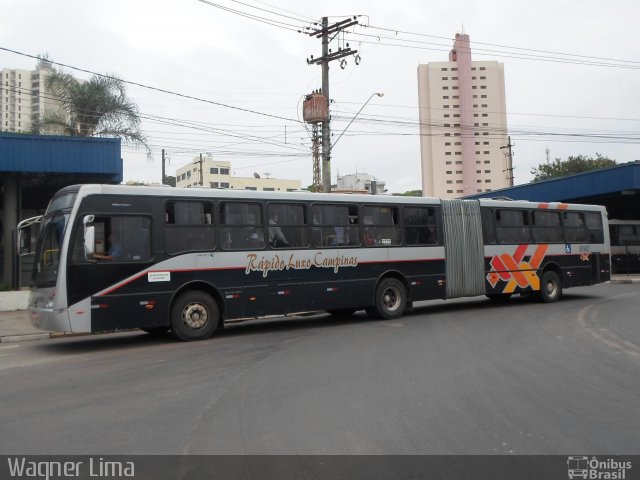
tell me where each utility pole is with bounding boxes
[199,153,204,186]
[161,148,166,185]
[501,136,515,187]
[307,16,359,193]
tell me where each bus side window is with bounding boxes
[563,212,587,243]
[165,201,215,254]
[404,206,438,246]
[220,202,264,250]
[584,212,604,243]
[480,208,495,244]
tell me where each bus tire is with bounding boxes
[369,278,407,319]
[539,270,562,303]
[171,291,219,341]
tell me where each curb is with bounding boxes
[611,278,640,284]
[0,333,51,343]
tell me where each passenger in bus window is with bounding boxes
[268,213,290,248]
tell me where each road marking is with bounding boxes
[577,293,640,361]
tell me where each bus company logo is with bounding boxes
[567,456,632,479]
[486,244,548,293]
[245,252,358,278]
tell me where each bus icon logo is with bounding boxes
[567,456,589,479]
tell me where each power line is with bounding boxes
[0,46,303,123]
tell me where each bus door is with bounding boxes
[441,199,486,299]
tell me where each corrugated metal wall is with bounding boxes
[0,133,121,178]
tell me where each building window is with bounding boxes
[479,67,486,70]
[443,95,449,99]
[480,86,487,89]
[445,142,451,146]
[447,190,453,193]
[442,86,449,90]
[210,167,219,174]
[210,182,219,188]
[446,170,452,174]
[481,95,487,98]
[221,182,229,188]
[441,67,448,71]
[443,105,449,108]
[482,104,488,107]
[445,152,452,156]
[263,187,274,191]
[220,168,230,175]
[485,170,491,173]
[480,76,486,80]
[452,76,458,80]
[446,180,453,184]
[442,77,448,80]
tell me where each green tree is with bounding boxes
[36,70,150,156]
[165,175,176,187]
[393,189,423,197]
[531,153,616,181]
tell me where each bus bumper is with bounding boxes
[29,307,73,333]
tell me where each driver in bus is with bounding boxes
[93,232,124,261]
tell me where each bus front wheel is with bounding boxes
[539,270,562,303]
[171,291,219,341]
[368,278,407,319]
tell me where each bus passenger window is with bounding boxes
[404,207,438,246]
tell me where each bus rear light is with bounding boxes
[326,287,338,292]
[411,281,422,286]
[249,296,257,301]
[277,290,291,295]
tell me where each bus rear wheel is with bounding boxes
[171,291,219,341]
[368,278,407,319]
[539,270,562,303]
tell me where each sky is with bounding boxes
[2,0,639,193]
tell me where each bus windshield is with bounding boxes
[32,212,69,287]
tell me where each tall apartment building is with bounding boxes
[417,33,510,198]
[0,59,61,133]
[175,156,301,192]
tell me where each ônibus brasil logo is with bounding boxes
[567,456,632,479]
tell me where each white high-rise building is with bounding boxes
[0,58,61,133]
[417,33,510,198]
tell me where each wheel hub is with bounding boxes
[182,303,208,329]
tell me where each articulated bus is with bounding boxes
[19,184,611,341]
[609,219,640,274]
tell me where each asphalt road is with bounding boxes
[1,283,639,455]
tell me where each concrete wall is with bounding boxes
[0,291,29,311]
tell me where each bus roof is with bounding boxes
[67,184,607,211]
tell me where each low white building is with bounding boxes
[175,157,301,192]
[334,173,386,194]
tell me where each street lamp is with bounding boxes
[332,92,384,148]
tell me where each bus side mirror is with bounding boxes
[83,215,96,259]
[16,215,43,257]
[17,226,33,256]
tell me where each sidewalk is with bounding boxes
[1,275,638,343]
